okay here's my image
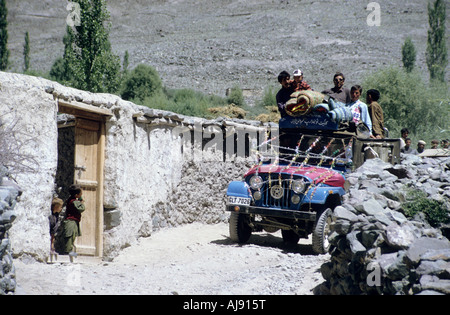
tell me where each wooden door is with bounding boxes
[74,118,105,257]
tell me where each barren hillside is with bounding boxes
[5,0,446,101]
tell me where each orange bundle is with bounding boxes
[286,90,325,117]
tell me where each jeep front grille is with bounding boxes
[249,174,309,210]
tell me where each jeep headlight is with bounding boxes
[249,175,263,190]
[292,179,306,194]
[291,194,301,204]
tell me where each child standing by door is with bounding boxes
[49,197,63,261]
[55,184,85,257]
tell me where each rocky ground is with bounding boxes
[14,223,329,295]
[13,154,450,295]
[6,0,443,104]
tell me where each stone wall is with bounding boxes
[0,169,22,295]
[100,107,261,258]
[317,157,450,295]
[0,72,268,261]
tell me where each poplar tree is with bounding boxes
[0,0,9,71]
[426,0,447,82]
[23,32,30,72]
[401,37,416,73]
[122,50,129,74]
[55,0,120,93]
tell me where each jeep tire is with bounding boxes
[229,212,252,243]
[312,208,332,254]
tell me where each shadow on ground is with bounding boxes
[211,232,317,256]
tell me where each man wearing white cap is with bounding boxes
[292,69,312,91]
[412,140,426,155]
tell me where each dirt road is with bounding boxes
[14,223,328,295]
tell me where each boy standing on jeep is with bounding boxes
[366,89,385,139]
[276,71,294,118]
[348,85,372,133]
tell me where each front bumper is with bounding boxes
[226,205,316,221]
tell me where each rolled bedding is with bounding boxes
[285,90,325,117]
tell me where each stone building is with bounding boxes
[0,72,274,261]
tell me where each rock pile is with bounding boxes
[0,169,22,295]
[318,156,450,295]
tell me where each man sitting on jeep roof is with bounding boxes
[321,72,351,104]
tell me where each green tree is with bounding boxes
[363,66,449,140]
[0,0,9,71]
[426,0,448,82]
[121,64,162,102]
[54,0,121,93]
[401,37,416,73]
[23,32,30,72]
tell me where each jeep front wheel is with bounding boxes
[312,208,332,254]
[229,212,252,243]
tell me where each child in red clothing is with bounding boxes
[292,69,312,91]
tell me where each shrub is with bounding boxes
[169,89,210,117]
[227,85,245,107]
[403,190,449,227]
[140,87,228,118]
[121,64,163,102]
[258,86,277,108]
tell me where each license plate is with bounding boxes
[227,196,251,206]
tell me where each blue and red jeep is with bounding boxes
[226,106,399,254]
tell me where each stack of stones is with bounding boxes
[0,168,21,295]
[318,156,450,295]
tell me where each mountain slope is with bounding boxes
[6,0,446,100]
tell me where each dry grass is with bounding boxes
[255,106,280,123]
[208,104,248,119]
